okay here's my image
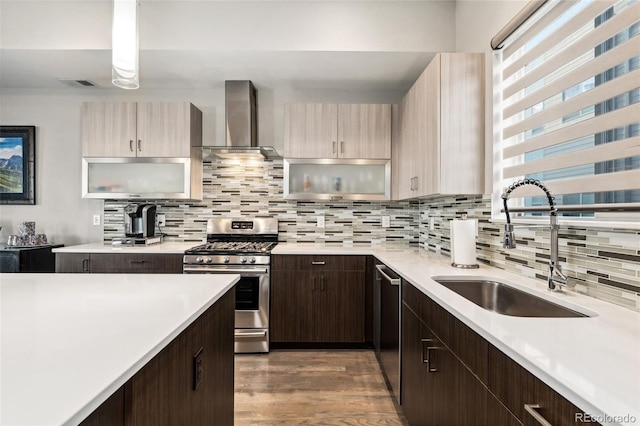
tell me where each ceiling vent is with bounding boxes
[57,79,99,88]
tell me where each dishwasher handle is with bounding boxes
[375,264,401,286]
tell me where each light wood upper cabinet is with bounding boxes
[337,104,391,159]
[283,103,337,158]
[82,102,202,158]
[284,103,391,159]
[392,53,485,200]
[82,102,137,157]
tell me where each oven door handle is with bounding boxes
[235,330,268,338]
[183,267,268,274]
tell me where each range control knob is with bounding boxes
[223,257,230,264]
[240,257,247,264]
[205,257,213,264]
[249,257,256,264]
[196,256,203,263]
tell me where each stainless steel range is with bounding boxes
[183,218,278,353]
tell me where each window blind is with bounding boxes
[495,0,640,215]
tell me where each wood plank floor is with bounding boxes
[235,349,408,425]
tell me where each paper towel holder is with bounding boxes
[451,214,479,269]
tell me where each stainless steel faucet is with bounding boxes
[501,178,568,292]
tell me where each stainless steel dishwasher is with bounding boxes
[374,262,402,404]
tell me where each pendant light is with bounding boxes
[112,0,139,89]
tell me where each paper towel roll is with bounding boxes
[450,219,479,268]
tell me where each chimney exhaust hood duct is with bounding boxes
[205,80,280,160]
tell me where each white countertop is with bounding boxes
[52,241,196,254]
[0,273,238,426]
[273,243,640,426]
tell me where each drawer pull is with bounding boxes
[426,346,439,373]
[311,261,326,265]
[420,338,434,364]
[129,260,148,264]
[524,404,553,426]
[420,338,440,373]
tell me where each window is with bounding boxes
[493,0,640,223]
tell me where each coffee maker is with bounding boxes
[124,203,156,238]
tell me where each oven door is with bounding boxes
[183,264,269,329]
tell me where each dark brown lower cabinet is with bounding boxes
[79,288,234,426]
[56,253,183,273]
[400,281,598,426]
[489,345,594,426]
[401,302,486,425]
[487,392,523,426]
[271,255,365,344]
[0,244,63,272]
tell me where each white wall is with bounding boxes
[454,0,528,194]
[0,91,103,245]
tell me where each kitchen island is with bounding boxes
[0,273,238,425]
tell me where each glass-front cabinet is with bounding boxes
[284,159,390,200]
[82,157,201,199]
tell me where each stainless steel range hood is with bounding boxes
[204,80,280,160]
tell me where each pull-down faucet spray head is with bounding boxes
[503,223,516,249]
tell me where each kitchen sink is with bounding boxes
[431,277,592,318]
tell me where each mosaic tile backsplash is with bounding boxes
[104,158,639,311]
[104,158,419,245]
[418,195,640,311]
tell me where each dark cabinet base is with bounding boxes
[401,281,596,426]
[271,255,366,345]
[79,289,235,426]
[56,252,183,274]
[0,244,63,273]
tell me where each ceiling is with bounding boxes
[0,0,457,92]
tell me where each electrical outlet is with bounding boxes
[157,214,166,227]
[317,215,325,228]
[381,216,390,228]
[92,215,101,226]
[429,216,435,231]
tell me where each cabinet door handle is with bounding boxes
[129,140,134,152]
[312,275,316,291]
[426,346,439,373]
[414,176,419,191]
[340,141,344,154]
[332,141,336,154]
[421,338,433,364]
[137,139,142,151]
[82,258,89,272]
[311,261,326,265]
[421,338,440,373]
[524,404,553,426]
[321,276,325,291]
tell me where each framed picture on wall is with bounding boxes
[0,126,36,205]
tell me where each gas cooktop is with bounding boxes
[185,241,278,255]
